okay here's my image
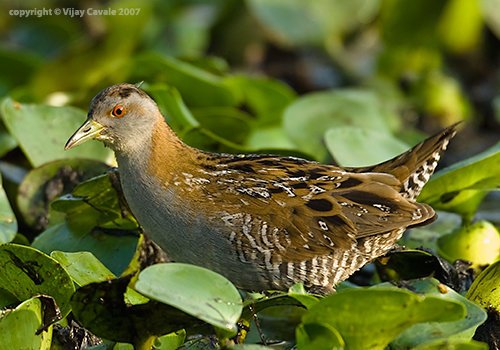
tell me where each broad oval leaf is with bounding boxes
[301,287,465,350]
[223,75,296,126]
[283,89,392,161]
[466,259,500,312]
[17,159,108,229]
[133,53,236,108]
[0,243,75,316]
[0,296,53,350]
[0,172,17,244]
[389,278,487,348]
[419,140,500,216]
[0,97,113,167]
[135,263,243,334]
[325,126,409,167]
[50,251,115,287]
[32,222,139,277]
[247,0,380,46]
[296,322,345,350]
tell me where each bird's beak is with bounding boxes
[65,118,105,150]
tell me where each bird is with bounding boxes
[65,83,459,294]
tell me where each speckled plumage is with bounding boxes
[66,83,458,293]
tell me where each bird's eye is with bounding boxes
[111,105,125,118]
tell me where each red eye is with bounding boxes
[111,105,125,117]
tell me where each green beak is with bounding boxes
[65,119,105,150]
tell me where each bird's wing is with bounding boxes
[197,155,435,263]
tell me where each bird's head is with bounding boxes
[65,83,162,153]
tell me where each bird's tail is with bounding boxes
[348,123,460,201]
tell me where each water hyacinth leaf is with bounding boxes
[245,126,297,151]
[0,287,17,309]
[135,263,242,334]
[388,279,487,348]
[296,322,344,350]
[375,249,443,282]
[32,222,139,277]
[17,159,109,229]
[419,140,500,216]
[301,287,465,350]
[191,107,252,145]
[413,338,488,349]
[51,250,148,306]
[481,0,500,39]
[133,53,237,108]
[0,243,75,317]
[229,345,276,349]
[51,172,138,233]
[247,0,380,46]
[283,89,392,161]
[224,75,296,125]
[143,84,200,133]
[154,330,186,350]
[241,292,320,321]
[0,173,17,244]
[0,98,113,167]
[466,259,500,312]
[0,129,17,158]
[71,275,205,347]
[325,126,409,167]
[50,251,115,286]
[0,296,53,350]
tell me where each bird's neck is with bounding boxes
[115,117,198,186]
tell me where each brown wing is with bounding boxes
[193,155,435,263]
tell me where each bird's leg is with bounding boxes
[107,167,132,219]
[248,304,267,346]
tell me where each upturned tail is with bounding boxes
[349,123,460,201]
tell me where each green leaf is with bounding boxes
[296,322,344,350]
[191,107,252,145]
[245,125,297,151]
[71,275,206,348]
[412,339,488,349]
[301,287,465,350]
[32,222,139,277]
[283,89,392,161]
[400,211,462,251]
[247,0,380,46]
[438,0,483,53]
[0,98,113,167]
[375,250,443,282]
[50,251,115,286]
[388,279,487,348]
[51,172,138,234]
[481,0,500,39]
[0,128,17,158]
[154,330,186,350]
[224,75,296,125]
[143,84,200,132]
[135,263,243,335]
[17,159,108,229]
[133,53,236,108]
[0,243,75,317]
[466,259,500,312]
[229,345,275,350]
[419,141,500,216]
[241,291,319,322]
[0,296,53,350]
[0,173,17,244]
[325,126,410,167]
[0,287,17,309]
